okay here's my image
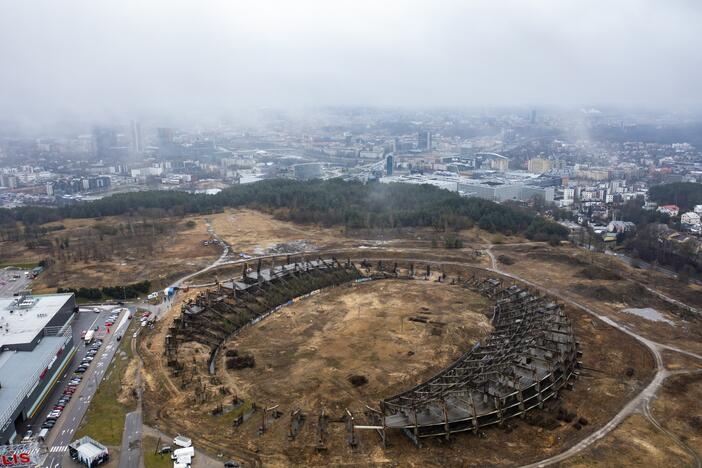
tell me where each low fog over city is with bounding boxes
[1,0,702,127]
[1,2,702,468]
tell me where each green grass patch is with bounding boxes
[215,399,254,426]
[0,261,37,269]
[74,317,140,445]
[143,435,173,468]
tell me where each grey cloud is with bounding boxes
[1,0,701,124]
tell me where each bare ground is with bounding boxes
[492,243,702,356]
[139,261,654,467]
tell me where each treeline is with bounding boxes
[618,195,701,277]
[57,280,151,301]
[0,179,568,241]
[626,224,701,278]
[648,182,702,211]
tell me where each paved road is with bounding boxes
[109,220,230,466]
[39,307,134,468]
[21,309,111,437]
[118,326,143,468]
[119,412,142,468]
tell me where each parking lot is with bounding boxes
[0,268,32,296]
[20,306,134,453]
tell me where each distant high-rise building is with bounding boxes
[130,121,142,154]
[157,127,173,146]
[92,126,117,159]
[530,109,536,123]
[0,174,17,189]
[157,127,175,156]
[490,158,508,172]
[386,154,394,176]
[527,158,552,173]
[417,130,432,151]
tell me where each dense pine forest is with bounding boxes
[0,179,568,241]
[648,182,702,211]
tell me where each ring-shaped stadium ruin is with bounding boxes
[164,257,580,446]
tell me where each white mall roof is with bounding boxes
[0,294,73,347]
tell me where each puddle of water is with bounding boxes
[622,307,674,325]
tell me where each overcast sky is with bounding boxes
[1,0,701,124]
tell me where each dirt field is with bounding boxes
[139,258,655,467]
[486,242,702,467]
[651,372,702,458]
[0,215,221,293]
[561,413,695,467]
[209,209,358,255]
[492,243,702,356]
[222,280,493,411]
[207,208,499,256]
[4,208,495,293]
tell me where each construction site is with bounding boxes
[138,252,657,467]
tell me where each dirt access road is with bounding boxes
[483,246,702,468]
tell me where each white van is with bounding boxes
[172,435,192,448]
[37,428,49,441]
[170,446,195,460]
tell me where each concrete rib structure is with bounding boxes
[380,275,580,443]
[165,258,361,372]
[164,258,579,447]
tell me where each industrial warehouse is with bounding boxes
[0,293,77,444]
